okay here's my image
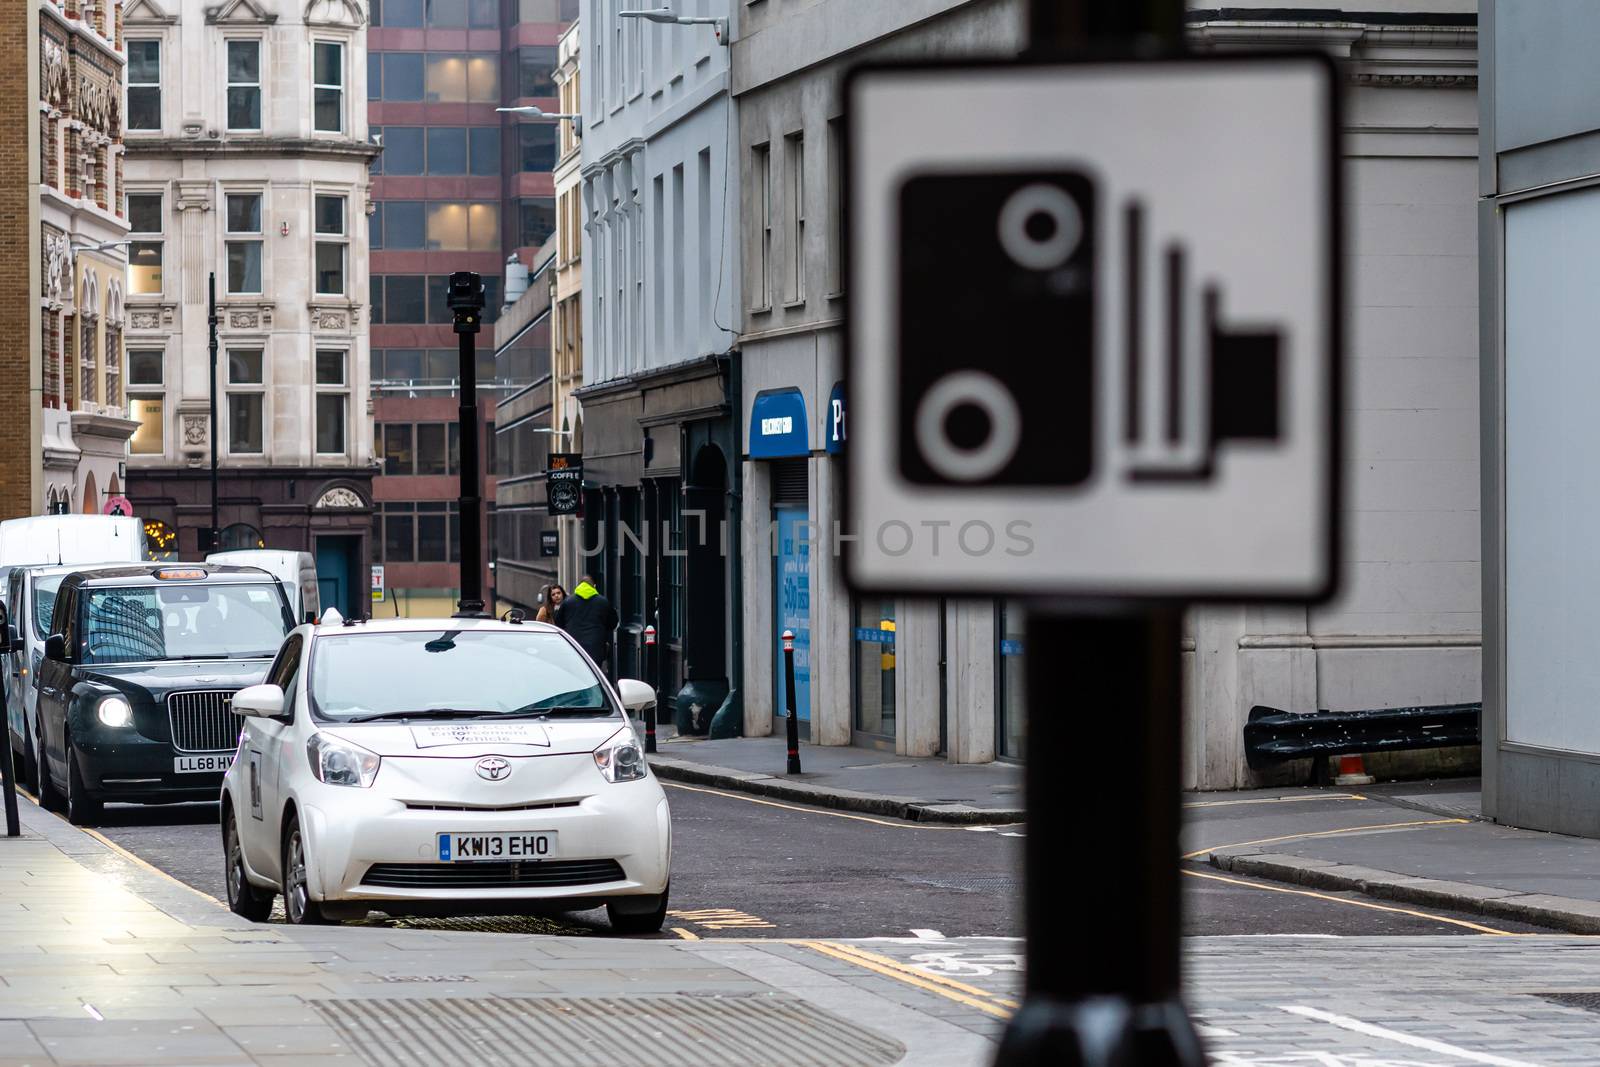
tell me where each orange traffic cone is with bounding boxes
[1333,754,1374,786]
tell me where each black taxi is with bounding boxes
[33,564,293,824]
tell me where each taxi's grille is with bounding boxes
[360,859,626,890]
[167,690,240,752]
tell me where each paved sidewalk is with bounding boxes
[648,734,1025,823]
[1183,778,1600,934]
[0,799,1000,1066]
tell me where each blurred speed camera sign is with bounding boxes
[844,55,1341,601]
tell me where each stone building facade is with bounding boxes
[38,0,140,517]
[120,0,379,617]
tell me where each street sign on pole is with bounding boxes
[370,565,385,603]
[844,55,1340,601]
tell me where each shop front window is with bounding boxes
[853,598,896,739]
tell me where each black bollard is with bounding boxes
[3,735,20,838]
[782,629,801,775]
[643,624,658,753]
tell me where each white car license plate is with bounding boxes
[437,831,559,863]
[174,753,233,773]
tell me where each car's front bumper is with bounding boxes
[296,756,671,906]
[73,721,232,803]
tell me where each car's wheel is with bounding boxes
[281,815,333,925]
[607,882,669,935]
[225,810,274,922]
[64,745,101,827]
[35,719,63,813]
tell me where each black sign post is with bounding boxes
[448,271,487,618]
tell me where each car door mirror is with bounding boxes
[617,678,657,713]
[232,683,286,719]
[44,634,67,662]
[6,624,22,654]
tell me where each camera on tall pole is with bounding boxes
[449,271,488,618]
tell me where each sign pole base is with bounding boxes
[995,608,1202,1067]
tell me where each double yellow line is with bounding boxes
[803,940,1018,1019]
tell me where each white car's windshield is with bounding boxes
[80,583,291,664]
[309,629,615,721]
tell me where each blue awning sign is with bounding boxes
[749,388,810,459]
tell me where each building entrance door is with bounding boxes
[315,535,360,619]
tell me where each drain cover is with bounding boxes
[902,874,1021,893]
[1536,992,1600,1012]
[312,995,906,1067]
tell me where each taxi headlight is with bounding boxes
[306,732,381,788]
[96,696,133,728]
[593,729,647,783]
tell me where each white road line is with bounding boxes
[1277,1005,1545,1067]
[1194,1023,1239,1038]
[911,928,945,940]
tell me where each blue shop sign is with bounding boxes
[826,381,847,454]
[749,388,809,459]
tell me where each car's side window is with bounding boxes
[55,586,78,654]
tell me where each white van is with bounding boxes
[0,515,144,570]
[206,550,321,625]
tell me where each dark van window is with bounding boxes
[79,583,290,664]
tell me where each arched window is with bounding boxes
[220,523,265,550]
[143,519,177,561]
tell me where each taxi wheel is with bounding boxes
[607,882,670,935]
[36,721,64,814]
[281,816,334,925]
[225,811,274,922]
[65,746,102,827]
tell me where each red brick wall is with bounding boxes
[0,2,37,519]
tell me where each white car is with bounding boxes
[220,615,671,932]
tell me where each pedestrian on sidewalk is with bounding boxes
[556,575,618,677]
[535,583,566,624]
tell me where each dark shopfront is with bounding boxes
[126,466,375,617]
[574,354,741,731]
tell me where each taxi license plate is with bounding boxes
[174,753,233,773]
[438,831,558,863]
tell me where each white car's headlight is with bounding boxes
[97,695,133,728]
[593,729,647,783]
[307,732,381,788]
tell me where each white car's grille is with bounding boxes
[167,690,240,752]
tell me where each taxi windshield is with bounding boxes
[80,583,292,664]
[309,629,614,721]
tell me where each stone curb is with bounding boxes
[1210,849,1600,935]
[647,756,1026,825]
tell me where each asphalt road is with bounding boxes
[77,779,1560,940]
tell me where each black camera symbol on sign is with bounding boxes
[897,170,1283,487]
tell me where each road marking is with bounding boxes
[821,941,1021,1009]
[1183,869,1523,936]
[1185,793,1366,809]
[1278,1004,1546,1067]
[669,927,699,941]
[1183,818,1469,861]
[1195,1023,1238,1038]
[660,780,1021,831]
[79,826,228,908]
[82,1003,103,1021]
[667,907,776,931]
[910,928,944,939]
[804,940,1017,1018]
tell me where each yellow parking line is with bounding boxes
[1182,868,1523,936]
[670,927,700,940]
[821,940,1022,1007]
[79,827,228,908]
[1182,818,1468,861]
[804,940,1015,1018]
[661,780,1020,830]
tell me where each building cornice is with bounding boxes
[124,137,382,161]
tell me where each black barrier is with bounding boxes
[3,731,19,838]
[1244,703,1481,774]
[643,625,658,754]
[782,630,801,775]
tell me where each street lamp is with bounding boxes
[618,6,729,45]
[496,105,583,139]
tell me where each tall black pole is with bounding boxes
[994,4,1202,1066]
[448,272,487,617]
[207,273,219,548]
